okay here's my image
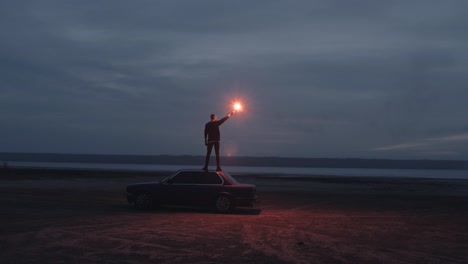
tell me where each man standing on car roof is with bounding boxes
[203,110,235,172]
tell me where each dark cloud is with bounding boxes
[1,0,467,159]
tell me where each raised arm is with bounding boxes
[218,110,235,125]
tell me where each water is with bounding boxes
[4,161,468,179]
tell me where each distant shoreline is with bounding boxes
[1,152,468,170]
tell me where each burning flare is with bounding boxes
[233,102,242,111]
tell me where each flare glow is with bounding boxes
[233,102,242,111]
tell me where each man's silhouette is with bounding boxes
[203,111,235,171]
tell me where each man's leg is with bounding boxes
[214,142,221,171]
[203,143,214,171]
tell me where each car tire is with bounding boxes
[134,191,152,210]
[215,195,234,213]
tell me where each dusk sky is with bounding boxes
[1,0,467,160]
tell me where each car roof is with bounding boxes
[174,169,223,174]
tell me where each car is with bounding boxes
[126,169,258,213]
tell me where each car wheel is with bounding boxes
[215,195,234,213]
[134,191,152,210]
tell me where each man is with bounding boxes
[203,110,235,172]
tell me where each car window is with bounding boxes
[170,172,196,184]
[197,172,223,184]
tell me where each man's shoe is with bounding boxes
[202,166,208,172]
[216,167,222,172]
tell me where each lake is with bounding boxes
[5,161,468,179]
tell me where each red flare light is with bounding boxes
[233,102,242,111]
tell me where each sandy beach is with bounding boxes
[1,168,468,264]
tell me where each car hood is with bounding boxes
[235,183,256,188]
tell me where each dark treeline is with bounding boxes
[1,152,468,170]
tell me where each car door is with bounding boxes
[190,172,224,205]
[161,171,199,205]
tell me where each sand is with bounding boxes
[1,169,468,263]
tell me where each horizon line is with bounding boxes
[1,151,467,162]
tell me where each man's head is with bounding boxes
[210,114,216,121]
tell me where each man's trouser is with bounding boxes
[205,141,220,168]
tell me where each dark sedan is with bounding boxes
[126,170,258,213]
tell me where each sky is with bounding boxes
[1,0,468,160]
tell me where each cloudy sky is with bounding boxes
[1,0,467,159]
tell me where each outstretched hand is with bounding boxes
[230,110,236,115]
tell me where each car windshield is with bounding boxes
[222,171,240,184]
[161,173,175,183]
